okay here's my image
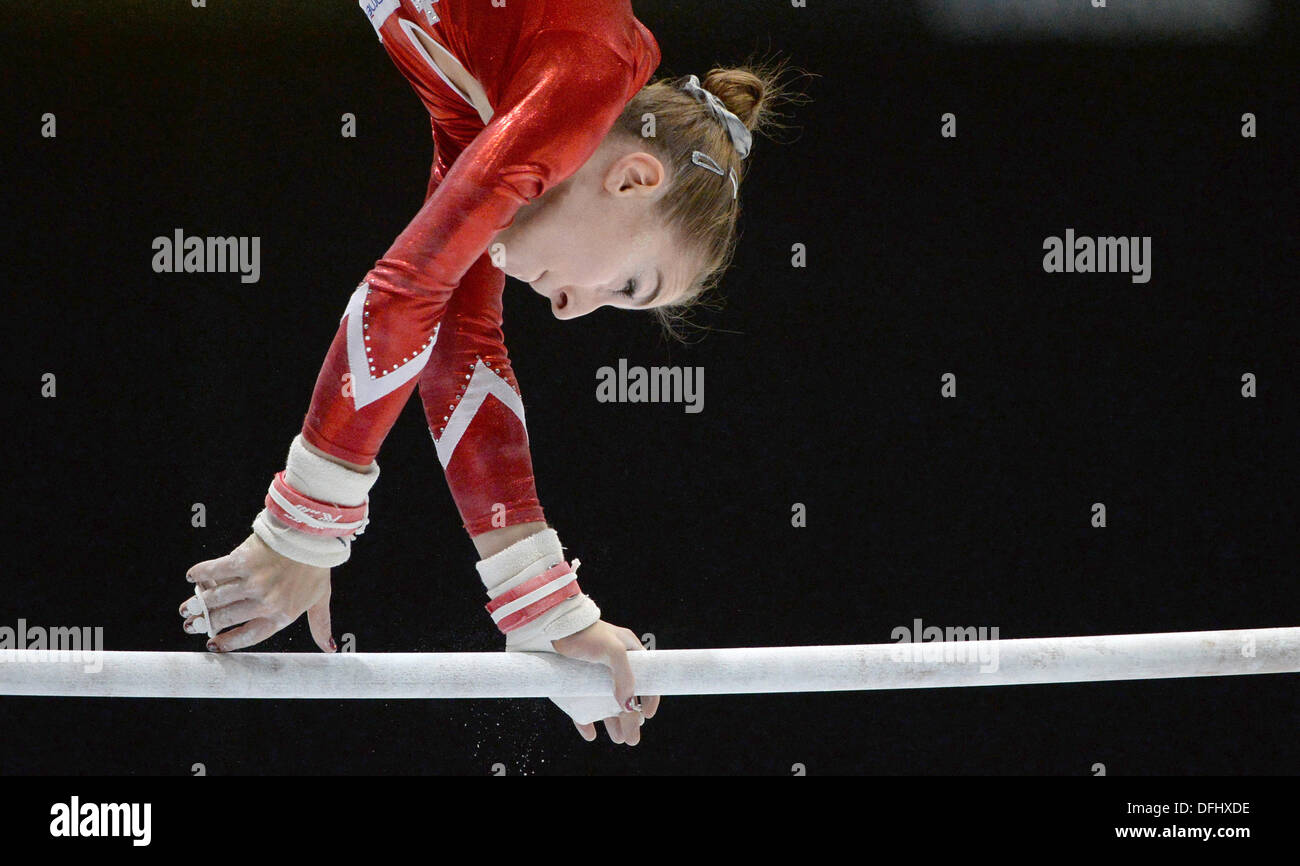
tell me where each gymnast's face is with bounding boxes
[494,137,698,319]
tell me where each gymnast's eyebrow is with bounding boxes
[635,268,664,307]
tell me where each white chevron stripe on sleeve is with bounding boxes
[342,282,439,411]
[433,358,527,467]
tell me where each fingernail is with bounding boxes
[624,697,642,713]
[329,637,338,652]
[206,640,218,653]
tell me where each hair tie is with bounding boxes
[681,74,752,159]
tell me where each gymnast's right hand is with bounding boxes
[180,532,337,653]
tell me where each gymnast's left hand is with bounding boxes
[179,533,336,653]
[551,621,661,745]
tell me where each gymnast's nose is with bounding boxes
[550,287,598,320]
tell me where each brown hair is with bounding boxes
[612,58,805,340]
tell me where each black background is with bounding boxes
[2,0,1296,776]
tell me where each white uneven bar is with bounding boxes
[1,627,1297,699]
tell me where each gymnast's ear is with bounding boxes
[603,149,667,197]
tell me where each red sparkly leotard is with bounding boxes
[301,0,660,535]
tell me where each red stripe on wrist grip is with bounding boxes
[485,562,581,634]
[265,471,368,538]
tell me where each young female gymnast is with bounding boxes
[179,0,782,746]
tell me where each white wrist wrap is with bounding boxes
[251,435,381,568]
[252,510,353,568]
[477,528,619,724]
[283,434,380,504]
[477,528,601,652]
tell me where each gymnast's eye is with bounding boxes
[620,279,637,298]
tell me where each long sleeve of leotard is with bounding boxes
[300,28,642,467]
[416,250,543,536]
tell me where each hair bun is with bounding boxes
[701,68,767,132]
